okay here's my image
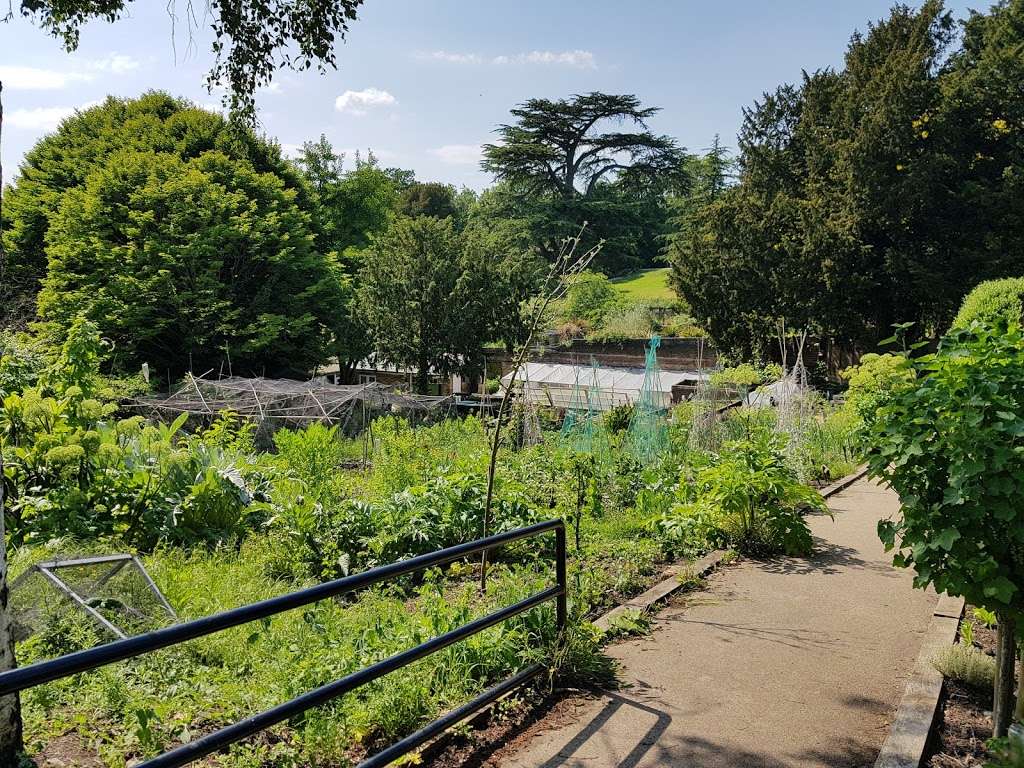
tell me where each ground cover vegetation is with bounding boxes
[0,317,860,766]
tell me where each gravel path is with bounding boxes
[506,479,936,768]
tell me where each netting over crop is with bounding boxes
[559,361,597,452]
[130,374,457,435]
[627,336,669,462]
[775,331,815,481]
[513,364,545,448]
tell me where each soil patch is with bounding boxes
[924,609,997,767]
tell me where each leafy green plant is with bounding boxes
[987,736,1024,768]
[975,607,999,629]
[839,352,914,439]
[658,430,828,556]
[870,323,1024,621]
[951,277,1024,331]
[603,608,652,639]
[561,271,622,326]
[868,321,1024,732]
[961,620,975,647]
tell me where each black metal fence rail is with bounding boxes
[0,519,568,768]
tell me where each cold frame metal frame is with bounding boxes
[9,553,177,640]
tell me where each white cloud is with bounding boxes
[0,66,92,90]
[420,51,484,64]
[0,54,141,91]
[6,99,101,131]
[494,50,597,69]
[430,144,482,165]
[418,49,597,70]
[6,105,78,130]
[86,53,141,75]
[335,87,396,116]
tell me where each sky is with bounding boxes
[1,0,979,190]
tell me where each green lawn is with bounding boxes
[610,267,675,301]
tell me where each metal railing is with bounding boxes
[0,519,568,768]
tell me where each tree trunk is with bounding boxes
[0,500,22,765]
[994,614,1016,738]
[415,360,429,395]
[1015,645,1024,725]
[0,80,26,766]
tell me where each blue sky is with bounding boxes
[1,0,978,190]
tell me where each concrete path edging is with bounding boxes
[873,592,966,768]
[593,549,727,633]
[819,465,869,499]
[592,464,869,635]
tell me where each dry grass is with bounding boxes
[932,643,996,691]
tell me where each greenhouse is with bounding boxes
[501,360,706,412]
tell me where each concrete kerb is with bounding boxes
[819,464,869,499]
[873,592,966,768]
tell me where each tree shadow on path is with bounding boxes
[751,539,902,578]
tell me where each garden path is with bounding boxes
[505,478,937,768]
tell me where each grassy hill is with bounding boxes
[610,267,675,301]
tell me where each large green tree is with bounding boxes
[8,0,364,119]
[2,92,305,328]
[481,93,686,273]
[38,150,342,378]
[669,1,1024,363]
[292,137,408,381]
[358,216,540,393]
[398,182,458,220]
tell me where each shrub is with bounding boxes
[588,303,656,341]
[931,643,996,691]
[709,363,780,391]
[562,271,622,326]
[657,430,828,556]
[661,313,705,338]
[951,277,1024,331]
[839,352,914,437]
[603,403,635,433]
[869,323,1024,624]
[1,321,271,547]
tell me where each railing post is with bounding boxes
[555,524,567,632]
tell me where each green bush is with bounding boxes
[0,320,271,547]
[840,352,914,437]
[869,323,1024,622]
[710,363,781,391]
[588,303,656,341]
[657,429,828,556]
[951,277,1024,331]
[562,271,622,326]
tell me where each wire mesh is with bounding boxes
[10,555,176,644]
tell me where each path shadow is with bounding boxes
[840,693,893,717]
[751,539,901,578]
[615,734,792,768]
[533,692,671,768]
[793,733,882,767]
[653,615,837,651]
